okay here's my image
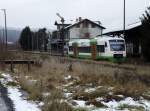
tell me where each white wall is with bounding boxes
[68,23,103,40]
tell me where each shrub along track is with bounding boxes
[8,50,136,71]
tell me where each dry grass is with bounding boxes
[113,81,148,100]
[2,53,150,110]
[42,89,73,111]
[0,51,14,71]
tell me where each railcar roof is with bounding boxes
[96,35,124,41]
[69,36,125,46]
[69,39,90,46]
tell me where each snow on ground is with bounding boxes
[73,100,93,108]
[0,73,41,111]
[64,75,72,80]
[102,97,150,110]
[73,100,86,107]
[1,72,150,111]
[64,92,72,98]
[84,87,96,93]
[8,87,40,111]
[72,97,150,111]
[62,79,150,111]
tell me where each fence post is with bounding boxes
[10,61,14,72]
[27,61,30,71]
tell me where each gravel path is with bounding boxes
[0,83,14,111]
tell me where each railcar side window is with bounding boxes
[79,47,91,53]
[97,45,105,53]
[105,42,107,47]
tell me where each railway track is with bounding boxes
[7,50,137,71]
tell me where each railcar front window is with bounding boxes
[109,40,125,51]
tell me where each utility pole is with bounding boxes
[1,9,7,50]
[37,33,39,51]
[0,31,2,50]
[32,34,34,51]
[56,13,65,56]
[123,0,126,38]
[2,28,5,51]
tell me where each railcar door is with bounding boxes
[91,44,97,60]
[90,39,97,60]
[73,43,78,58]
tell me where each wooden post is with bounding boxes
[10,61,14,72]
[91,44,97,60]
[73,43,78,58]
[27,61,30,71]
[90,39,97,60]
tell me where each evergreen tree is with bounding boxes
[140,7,150,61]
[19,27,48,51]
[19,26,32,51]
[52,30,58,39]
[37,28,48,51]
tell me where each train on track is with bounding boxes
[68,36,126,62]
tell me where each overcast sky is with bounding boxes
[0,0,150,30]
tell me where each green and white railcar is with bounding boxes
[69,36,126,62]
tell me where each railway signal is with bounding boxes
[56,13,65,56]
[123,0,126,38]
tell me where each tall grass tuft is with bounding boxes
[43,90,73,111]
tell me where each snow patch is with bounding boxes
[64,75,72,80]
[102,97,150,110]
[0,73,41,111]
[85,88,96,93]
[73,100,86,107]
[63,82,74,87]
[64,93,72,98]
[8,87,40,111]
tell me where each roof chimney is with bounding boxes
[79,17,82,22]
[95,21,102,25]
[76,18,78,22]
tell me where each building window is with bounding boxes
[76,24,80,28]
[83,21,89,28]
[84,33,90,38]
[97,45,105,53]
[92,23,96,28]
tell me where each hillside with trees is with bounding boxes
[0,28,21,43]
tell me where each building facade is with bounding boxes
[65,19,105,40]
[51,18,105,55]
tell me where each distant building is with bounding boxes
[55,21,71,31]
[54,21,71,40]
[104,22,142,57]
[51,18,105,54]
[50,22,71,54]
[64,18,105,40]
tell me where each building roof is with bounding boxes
[104,22,142,35]
[65,19,106,30]
[54,21,71,27]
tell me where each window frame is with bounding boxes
[79,46,91,53]
[91,23,96,28]
[97,45,105,53]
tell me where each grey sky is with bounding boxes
[0,0,150,30]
